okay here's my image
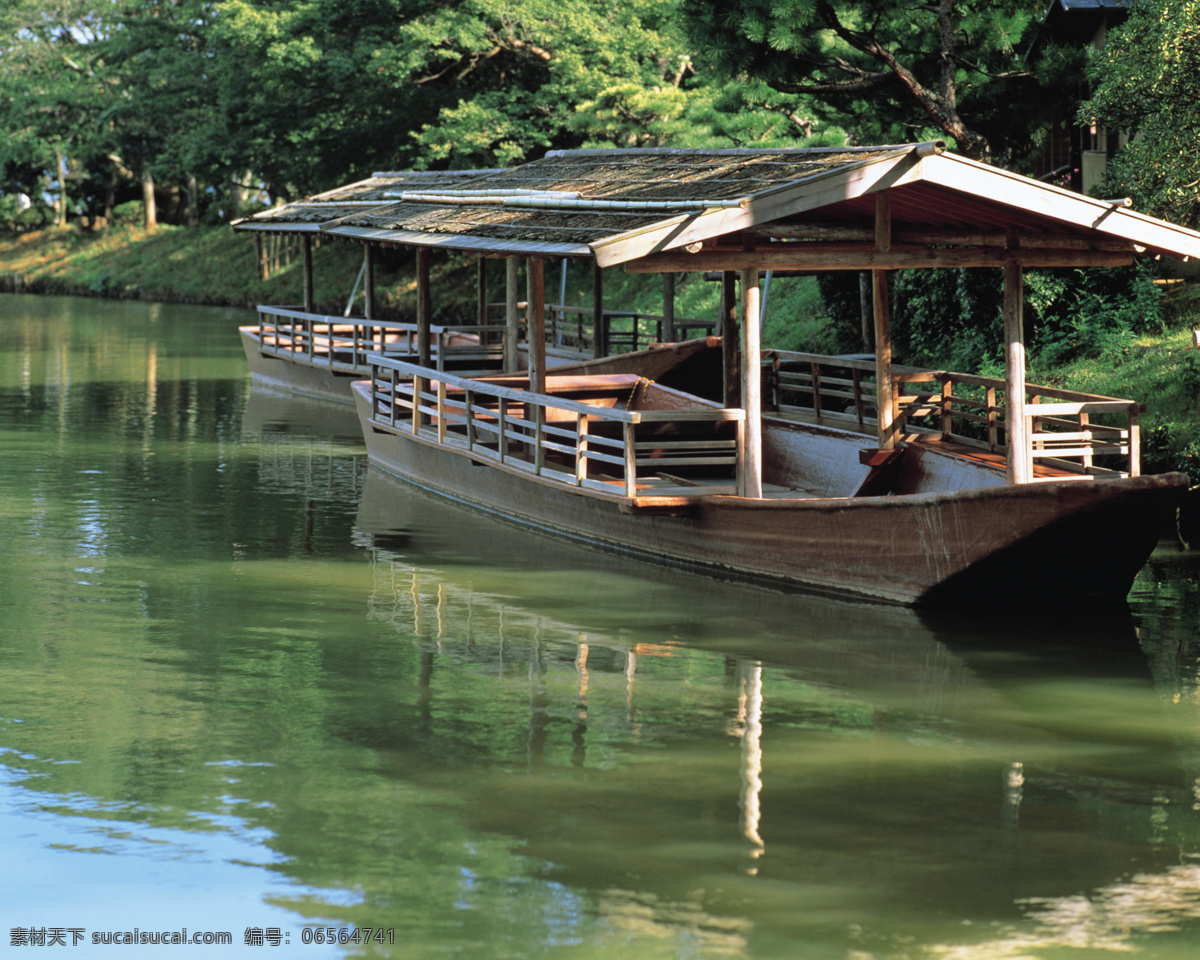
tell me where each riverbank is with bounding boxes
[0,222,429,318]
[4,221,1199,481]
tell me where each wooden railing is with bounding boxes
[769,351,1142,478]
[366,356,744,499]
[489,303,717,356]
[256,305,503,373]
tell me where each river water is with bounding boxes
[2,293,1200,959]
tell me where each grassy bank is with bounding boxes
[4,221,1198,478]
[0,222,416,315]
[0,220,825,339]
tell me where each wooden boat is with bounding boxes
[238,143,1200,605]
[350,356,1186,605]
[235,169,511,401]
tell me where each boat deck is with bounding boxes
[774,409,1084,480]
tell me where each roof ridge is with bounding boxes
[544,142,943,160]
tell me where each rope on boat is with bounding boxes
[624,377,655,411]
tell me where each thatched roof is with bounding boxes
[232,169,498,232]
[319,145,921,261]
[232,144,1200,269]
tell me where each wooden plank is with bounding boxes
[853,447,905,497]
[1021,400,1138,416]
[758,223,1140,251]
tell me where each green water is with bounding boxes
[3,293,1200,959]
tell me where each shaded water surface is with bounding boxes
[2,293,1200,958]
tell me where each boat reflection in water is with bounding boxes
[351,464,1200,957]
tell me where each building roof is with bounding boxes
[233,170,499,233]
[233,143,1200,269]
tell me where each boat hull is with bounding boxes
[351,382,1186,606]
[240,328,360,402]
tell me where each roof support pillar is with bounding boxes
[1004,261,1031,484]
[739,266,763,499]
[301,234,314,314]
[477,257,488,326]
[592,262,605,359]
[662,272,676,342]
[505,258,520,373]
[416,247,432,368]
[527,257,546,395]
[873,271,895,450]
[721,271,740,409]
[859,272,872,352]
[363,244,375,321]
[873,191,896,450]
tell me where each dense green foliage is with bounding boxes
[679,0,1058,163]
[0,0,824,225]
[0,0,1099,223]
[1080,0,1200,229]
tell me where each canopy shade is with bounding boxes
[232,143,1200,271]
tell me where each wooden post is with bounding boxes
[740,266,763,499]
[301,234,314,313]
[477,257,488,327]
[256,235,266,281]
[1128,408,1140,477]
[416,247,432,369]
[1004,260,1031,484]
[986,386,998,450]
[940,378,953,441]
[527,257,546,395]
[592,261,605,359]
[873,190,895,451]
[465,390,475,451]
[363,244,376,321]
[662,272,677,342]
[576,414,589,485]
[859,271,872,352]
[624,421,638,499]
[436,380,447,444]
[498,398,507,463]
[412,374,423,434]
[873,271,894,449]
[721,271,740,409]
[527,257,547,476]
[505,258,520,373]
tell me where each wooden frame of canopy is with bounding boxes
[238,145,1200,496]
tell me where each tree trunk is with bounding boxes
[186,174,199,227]
[142,169,157,233]
[55,149,66,227]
